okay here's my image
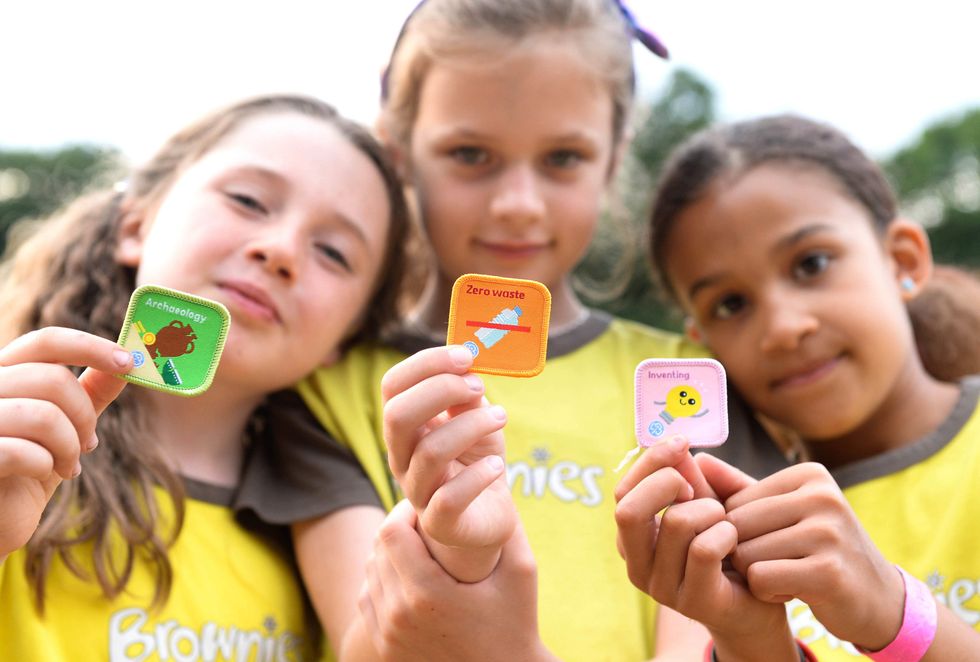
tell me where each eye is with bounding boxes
[450,146,490,166]
[544,149,583,169]
[687,398,696,405]
[316,243,352,272]
[793,251,831,280]
[679,391,688,398]
[227,192,267,214]
[711,293,747,320]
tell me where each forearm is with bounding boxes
[917,604,980,661]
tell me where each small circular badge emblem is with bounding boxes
[131,350,145,368]
[648,420,665,438]
[463,341,480,357]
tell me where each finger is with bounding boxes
[0,398,80,479]
[695,453,757,502]
[615,436,695,502]
[723,462,830,511]
[379,500,449,589]
[652,499,728,603]
[744,558,815,603]
[421,456,506,541]
[0,436,58,480]
[730,524,816,577]
[490,517,538,593]
[380,346,474,403]
[404,406,506,506]
[680,520,740,606]
[0,327,133,374]
[614,467,695,593]
[78,368,128,418]
[727,492,808,543]
[384,372,486,477]
[0,363,101,451]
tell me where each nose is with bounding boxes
[245,225,300,282]
[489,164,546,227]
[758,289,819,353]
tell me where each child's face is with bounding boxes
[406,40,616,293]
[664,164,916,441]
[117,113,391,392]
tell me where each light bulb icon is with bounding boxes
[656,384,709,424]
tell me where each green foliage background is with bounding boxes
[2,71,978,330]
[575,69,980,332]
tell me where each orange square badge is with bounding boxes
[447,274,551,377]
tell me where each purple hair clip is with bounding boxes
[612,0,670,59]
[381,0,669,100]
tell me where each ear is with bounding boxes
[114,203,148,267]
[885,218,932,301]
[374,119,412,181]
[683,316,703,344]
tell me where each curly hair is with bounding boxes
[0,94,409,612]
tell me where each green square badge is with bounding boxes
[117,285,230,396]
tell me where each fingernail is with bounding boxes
[668,435,687,451]
[463,374,484,392]
[489,405,507,421]
[86,433,99,452]
[72,461,82,477]
[448,346,473,367]
[487,455,504,471]
[113,349,132,369]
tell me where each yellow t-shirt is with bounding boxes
[299,312,705,661]
[0,480,326,662]
[789,377,980,659]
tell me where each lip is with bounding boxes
[473,238,552,258]
[770,355,843,390]
[218,280,281,323]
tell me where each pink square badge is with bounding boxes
[634,358,729,448]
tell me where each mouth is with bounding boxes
[217,280,281,323]
[473,238,552,258]
[771,355,843,390]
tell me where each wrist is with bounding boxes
[856,565,937,662]
[707,621,799,662]
[704,639,817,662]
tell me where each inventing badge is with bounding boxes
[447,274,551,377]
[117,285,230,396]
[635,358,729,448]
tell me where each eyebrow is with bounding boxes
[431,126,600,146]
[685,222,838,302]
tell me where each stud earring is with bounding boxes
[900,276,916,292]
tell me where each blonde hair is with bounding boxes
[0,95,409,612]
[380,0,638,152]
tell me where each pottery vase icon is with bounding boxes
[146,320,197,360]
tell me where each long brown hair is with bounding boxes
[0,95,409,612]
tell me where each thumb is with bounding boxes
[78,368,129,416]
[695,452,757,504]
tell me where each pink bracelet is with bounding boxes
[858,565,937,661]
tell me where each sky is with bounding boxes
[3,1,979,164]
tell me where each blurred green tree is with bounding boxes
[575,68,717,332]
[0,146,122,256]
[883,108,980,267]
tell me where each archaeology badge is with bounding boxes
[117,285,230,396]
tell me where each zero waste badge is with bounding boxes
[447,274,551,377]
[117,285,230,396]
